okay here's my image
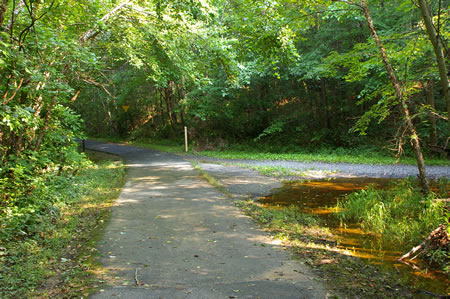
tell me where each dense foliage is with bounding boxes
[68,0,448,154]
[0,1,447,226]
[0,1,104,256]
[1,1,446,203]
[0,157,125,298]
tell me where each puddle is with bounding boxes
[259,178,449,295]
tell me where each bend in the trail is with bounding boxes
[86,140,331,298]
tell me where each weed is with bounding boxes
[235,200,325,236]
[191,161,232,197]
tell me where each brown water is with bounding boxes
[259,178,449,295]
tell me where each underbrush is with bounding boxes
[337,178,449,271]
[0,153,126,298]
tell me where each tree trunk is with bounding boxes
[34,96,56,151]
[159,92,165,126]
[304,82,317,122]
[417,0,449,128]
[176,82,186,127]
[425,81,437,146]
[360,0,430,193]
[320,79,331,129]
[168,81,178,124]
[0,0,8,28]
[163,87,175,131]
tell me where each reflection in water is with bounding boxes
[259,178,449,295]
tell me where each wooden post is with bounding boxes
[82,139,86,152]
[184,126,188,152]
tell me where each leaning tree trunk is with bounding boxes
[417,0,449,129]
[360,0,430,193]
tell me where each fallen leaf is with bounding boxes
[319,259,335,265]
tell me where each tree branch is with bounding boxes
[80,0,133,43]
[2,77,24,105]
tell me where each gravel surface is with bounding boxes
[186,156,450,179]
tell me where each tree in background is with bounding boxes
[416,0,449,127]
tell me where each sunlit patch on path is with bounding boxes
[85,140,332,298]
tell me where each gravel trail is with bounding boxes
[187,156,449,179]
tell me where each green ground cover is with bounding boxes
[0,151,126,298]
[196,146,449,166]
[92,137,449,166]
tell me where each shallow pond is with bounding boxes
[259,178,449,295]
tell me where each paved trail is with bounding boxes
[86,141,330,299]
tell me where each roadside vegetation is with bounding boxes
[91,137,450,166]
[337,178,449,273]
[0,151,126,298]
[194,145,449,166]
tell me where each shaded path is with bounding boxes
[86,141,330,298]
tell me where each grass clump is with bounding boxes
[191,161,231,197]
[235,200,327,239]
[337,178,449,271]
[0,152,126,298]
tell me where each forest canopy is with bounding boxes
[0,0,448,203]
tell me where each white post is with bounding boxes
[184,126,188,152]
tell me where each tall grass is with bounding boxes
[337,178,448,263]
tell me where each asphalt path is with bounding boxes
[86,141,331,299]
